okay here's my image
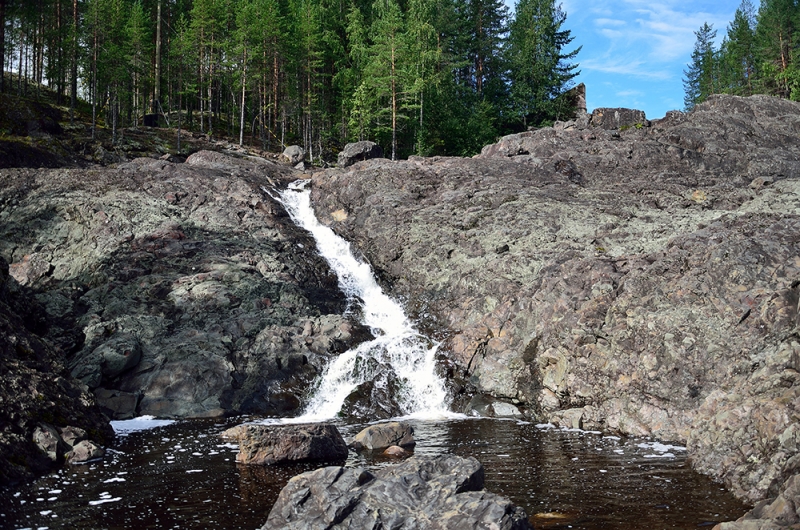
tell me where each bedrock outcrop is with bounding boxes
[0,255,113,486]
[309,94,800,505]
[0,150,370,422]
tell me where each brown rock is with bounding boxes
[236,423,348,465]
[351,421,415,451]
[382,445,409,457]
[66,440,105,464]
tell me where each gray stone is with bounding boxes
[262,454,532,530]
[337,141,384,167]
[96,334,142,378]
[59,426,87,448]
[236,423,348,465]
[66,440,105,464]
[351,421,415,451]
[590,107,647,129]
[94,387,139,419]
[281,145,305,165]
[33,423,64,463]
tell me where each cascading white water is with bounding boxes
[275,180,452,421]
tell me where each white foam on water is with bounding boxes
[273,181,451,420]
[111,416,176,435]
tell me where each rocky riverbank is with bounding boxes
[310,94,800,509]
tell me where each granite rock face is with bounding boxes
[0,255,113,486]
[309,94,800,506]
[262,454,532,530]
[0,151,371,421]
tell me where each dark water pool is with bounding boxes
[0,418,748,529]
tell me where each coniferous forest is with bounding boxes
[0,0,580,161]
[684,0,800,110]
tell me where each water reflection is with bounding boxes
[0,418,747,529]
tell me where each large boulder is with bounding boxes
[236,423,348,465]
[337,141,384,167]
[350,421,415,451]
[262,454,533,529]
[590,107,647,129]
[280,145,305,165]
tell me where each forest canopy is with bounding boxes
[0,0,580,161]
[683,0,800,110]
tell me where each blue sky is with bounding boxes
[556,0,743,119]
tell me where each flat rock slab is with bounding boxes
[262,454,532,529]
[236,423,348,465]
[351,421,415,451]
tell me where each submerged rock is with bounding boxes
[309,94,800,507]
[262,454,532,529]
[236,423,348,465]
[350,421,416,451]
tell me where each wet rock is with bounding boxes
[337,140,384,167]
[220,424,249,442]
[338,365,404,421]
[94,388,139,420]
[33,424,64,463]
[236,423,348,465]
[467,395,524,418]
[309,94,800,508]
[58,426,87,448]
[66,440,105,464]
[383,445,409,457]
[350,421,415,451]
[262,454,533,529]
[280,145,305,165]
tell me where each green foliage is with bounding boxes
[506,0,580,127]
[684,0,800,108]
[1,0,583,158]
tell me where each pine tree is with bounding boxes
[719,0,756,95]
[755,0,799,98]
[506,0,580,127]
[683,22,717,111]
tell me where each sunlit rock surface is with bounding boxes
[309,94,800,509]
[0,151,371,422]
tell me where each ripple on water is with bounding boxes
[0,417,748,529]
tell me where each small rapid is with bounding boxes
[274,181,451,421]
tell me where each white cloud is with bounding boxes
[616,89,644,97]
[580,57,672,80]
[595,18,626,26]
[599,28,625,39]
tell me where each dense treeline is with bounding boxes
[684,0,800,110]
[0,0,579,160]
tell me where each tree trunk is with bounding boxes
[70,0,78,124]
[391,37,397,161]
[154,0,162,114]
[239,46,247,146]
[0,0,5,93]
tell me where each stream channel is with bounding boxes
[1,182,750,528]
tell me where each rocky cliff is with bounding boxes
[309,94,800,506]
[0,254,113,485]
[0,151,370,429]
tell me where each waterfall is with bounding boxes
[274,180,451,421]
